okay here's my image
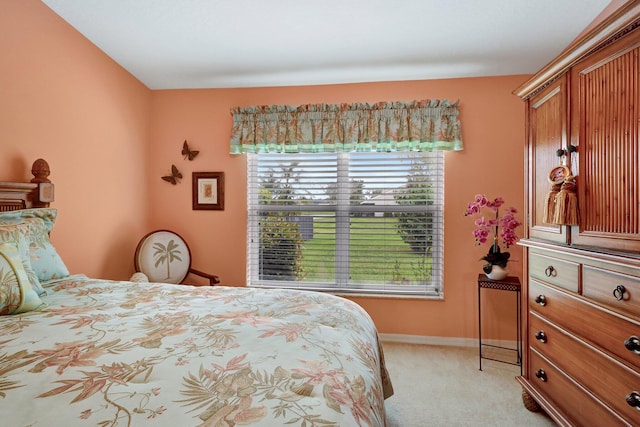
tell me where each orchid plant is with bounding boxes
[464,194,522,272]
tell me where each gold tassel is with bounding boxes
[543,183,561,224]
[565,190,579,225]
[553,176,578,225]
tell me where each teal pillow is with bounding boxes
[0,223,45,295]
[0,242,43,315]
[22,217,70,281]
[0,208,69,282]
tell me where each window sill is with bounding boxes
[248,283,443,300]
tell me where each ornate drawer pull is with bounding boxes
[544,266,556,277]
[535,331,547,343]
[613,285,627,301]
[534,295,547,306]
[535,369,547,382]
[626,391,640,408]
[624,336,640,354]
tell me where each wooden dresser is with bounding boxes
[515,2,640,425]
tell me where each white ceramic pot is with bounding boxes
[486,264,509,280]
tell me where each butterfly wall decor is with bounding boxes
[161,164,182,185]
[182,140,199,161]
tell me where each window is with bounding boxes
[246,151,444,297]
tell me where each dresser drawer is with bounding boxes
[530,313,640,423]
[530,279,640,369]
[529,252,579,292]
[583,266,640,319]
[528,349,628,426]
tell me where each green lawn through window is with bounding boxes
[301,216,432,285]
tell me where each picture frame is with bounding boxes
[192,172,224,210]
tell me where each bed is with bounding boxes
[0,160,393,426]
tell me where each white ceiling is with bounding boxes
[41,0,611,89]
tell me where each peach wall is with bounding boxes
[0,0,151,279]
[149,76,528,340]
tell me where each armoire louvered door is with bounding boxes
[527,75,569,244]
[570,31,640,251]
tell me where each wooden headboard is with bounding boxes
[0,159,54,212]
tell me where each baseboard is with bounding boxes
[379,333,517,349]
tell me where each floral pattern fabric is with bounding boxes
[0,208,70,282]
[0,241,43,314]
[0,222,45,295]
[0,275,392,426]
[230,99,463,154]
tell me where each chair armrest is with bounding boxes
[189,268,220,286]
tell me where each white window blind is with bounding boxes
[246,152,444,297]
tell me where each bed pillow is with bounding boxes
[0,242,43,315]
[0,223,45,295]
[21,217,70,281]
[0,208,70,282]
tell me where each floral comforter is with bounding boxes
[0,276,392,426]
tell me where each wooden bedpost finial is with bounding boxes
[30,159,54,206]
[31,158,51,183]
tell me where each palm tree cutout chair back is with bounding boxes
[134,230,219,286]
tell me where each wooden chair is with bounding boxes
[134,230,219,286]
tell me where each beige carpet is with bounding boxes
[382,342,556,427]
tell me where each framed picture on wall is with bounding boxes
[192,172,224,210]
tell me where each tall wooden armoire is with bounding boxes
[515,2,640,425]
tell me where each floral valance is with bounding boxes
[229,99,463,154]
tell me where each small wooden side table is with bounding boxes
[477,274,522,374]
